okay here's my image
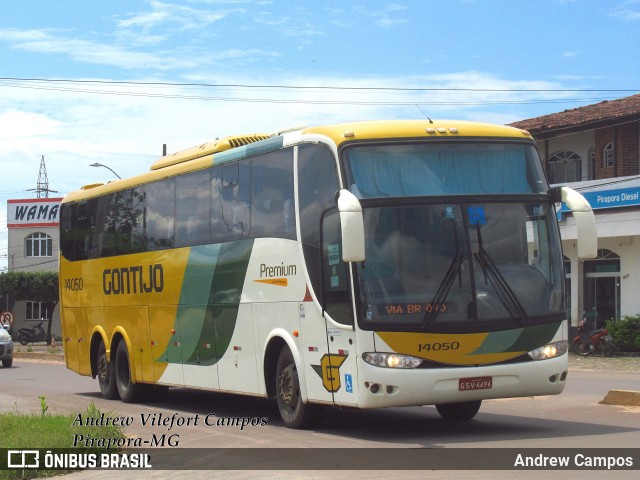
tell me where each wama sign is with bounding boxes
[7,198,64,228]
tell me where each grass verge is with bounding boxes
[0,403,124,480]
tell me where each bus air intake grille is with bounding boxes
[151,133,270,170]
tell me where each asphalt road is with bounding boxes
[1,355,638,479]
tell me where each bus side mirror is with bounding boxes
[559,186,598,260]
[337,189,365,262]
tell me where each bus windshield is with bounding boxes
[344,142,547,197]
[342,142,564,330]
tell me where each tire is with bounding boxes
[435,400,482,421]
[275,347,317,429]
[97,341,118,400]
[115,341,147,403]
[2,359,12,368]
[17,332,29,346]
[573,339,590,356]
[602,342,614,358]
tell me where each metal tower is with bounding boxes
[33,155,58,198]
[36,155,49,198]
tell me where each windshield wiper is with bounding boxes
[423,253,465,326]
[423,213,465,326]
[473,224,528,324]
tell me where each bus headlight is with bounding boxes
[363,352,423,369]
[527,340,568,360]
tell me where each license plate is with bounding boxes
[603,335,613,342]
[459,376,493,391]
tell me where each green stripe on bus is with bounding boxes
[157,240,254,366]
[195,239,254,365]
[471,321,562,355]
[507,321,562,352]
[159,244,221,364]
[468,328,523,355]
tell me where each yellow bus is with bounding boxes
[59,120,596,428]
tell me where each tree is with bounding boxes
[0,271,59,344]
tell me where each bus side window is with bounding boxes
[77,201,92,261]
[61,202,90,261]
[321,208,353,326]
[90,195,114,258]
[130,187,146,254]
[146,178,176,250]
[213,162,250,241]
[250,149,295,239]
[113,189,133,255]
[176,171,211,248]
[60,203,74,260]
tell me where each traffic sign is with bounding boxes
[1,311,13,325]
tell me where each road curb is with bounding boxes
[600,389,640,406]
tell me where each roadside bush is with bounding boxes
[606,315,640,352]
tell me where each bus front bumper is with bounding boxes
[354,353,568,409]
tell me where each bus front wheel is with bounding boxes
[435,400,482,421]
[115,341,147,403]
[275,347,316,429]
[97,341,118,400]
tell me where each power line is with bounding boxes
[1,77,639,93]
[0,81,629,107]
[2,258,58,270]
[0,77,637,107]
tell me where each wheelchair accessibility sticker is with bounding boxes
[468,206,486,225]
[345,374,353,393]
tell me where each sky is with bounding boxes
[1,0,640,271]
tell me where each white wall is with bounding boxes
[562,234,640,327]
[7,223,61,340]
[537,130,596,180]
[8,225,59,273]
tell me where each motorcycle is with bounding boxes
[15,321,49,345]
[572,319,614,357]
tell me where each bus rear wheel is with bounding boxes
[275,347,316,429]
[115,341,148,403]
[435,400,482,421]
[97,341,118,399]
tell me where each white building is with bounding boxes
[511,95,640,331]
[5,197,63,338]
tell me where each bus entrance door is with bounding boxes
[321,208,359,406]
[324,323,358,407]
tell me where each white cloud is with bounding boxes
[376,17,409,27]
[0,111,60,139]
[0,29,185,70]
[0,26,281,71]
[610,1,640,20]
[387,4,409,12]
[354,4,409,29]
[117,0,241,32]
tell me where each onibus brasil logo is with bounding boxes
[6,449,151,470]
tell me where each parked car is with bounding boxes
[0,324,13,368]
